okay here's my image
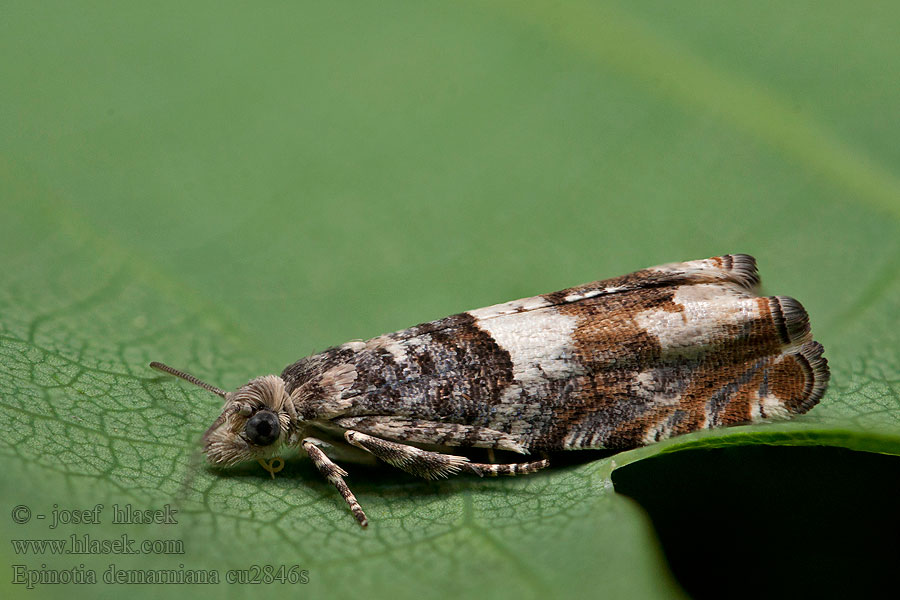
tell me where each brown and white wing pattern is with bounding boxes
[283,254,829,453]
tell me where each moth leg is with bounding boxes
[303,435,379,465]
[465,456,550,477]
[333,416,527,454]
[301,437,368,527]
[344,430,470,480]
[344,430,550,479]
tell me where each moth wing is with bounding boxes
[347,255,757,347]
[458,254,828,450]
[466,253,760,321]
[289,254,828,452]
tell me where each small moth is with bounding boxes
[152,254,828,527]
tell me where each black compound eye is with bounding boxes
[244,410,280,446]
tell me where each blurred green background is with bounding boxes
[2,1,899,599]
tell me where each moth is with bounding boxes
[152,254,828,527]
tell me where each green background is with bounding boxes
[2,1,899,598]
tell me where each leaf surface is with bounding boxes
[2,2,899,598]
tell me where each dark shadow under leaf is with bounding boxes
[613,446,900,600]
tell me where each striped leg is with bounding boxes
[464,457,549,477]
[302,437,368,527]
[344,430,549,479]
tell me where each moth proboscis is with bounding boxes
[152,254,829,527]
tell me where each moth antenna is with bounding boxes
[150,361,227,399]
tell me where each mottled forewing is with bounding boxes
[283,254,828,452]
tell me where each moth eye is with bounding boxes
[244,410,280,446]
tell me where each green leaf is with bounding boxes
[2,1,898,599]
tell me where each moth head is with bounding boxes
[150,362,293,466]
